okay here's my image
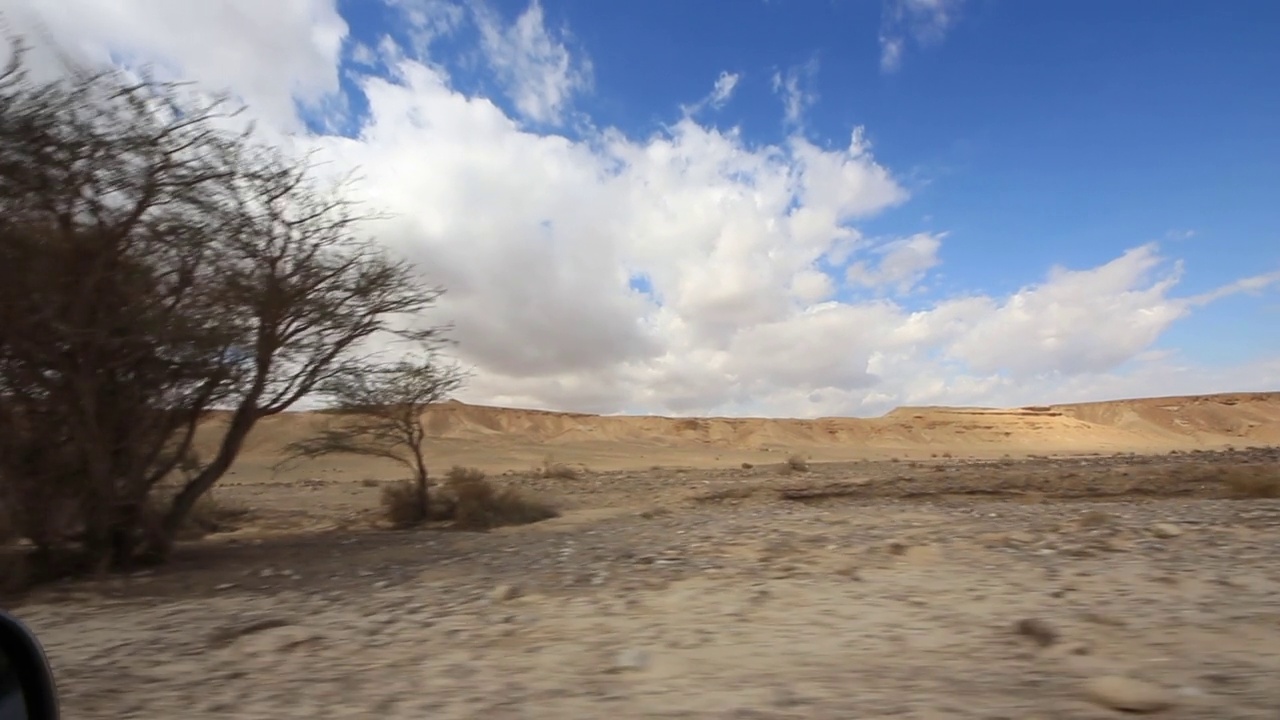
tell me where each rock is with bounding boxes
[609,648,650,673]
[1150,523,1183,539]
[835,565,862,581]
[214,583,237,591]
[1083,676,1174,713]
[232,625,323,657]
[491,583,524,602]
[1014,618,1059,647]
[885,539,910,556]
[769,686,802,708]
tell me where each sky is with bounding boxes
[2,0,1278,418]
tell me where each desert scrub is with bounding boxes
[444,466,559,530]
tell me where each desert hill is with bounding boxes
[215,391,1280,474]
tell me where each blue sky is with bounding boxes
[7,0,1280,416]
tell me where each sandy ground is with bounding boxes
[6,442,1280,719]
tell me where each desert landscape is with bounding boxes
[2,391,1278,718]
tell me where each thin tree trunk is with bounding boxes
[415,467,430,523]
[411,439,430,523]
[146,406,259,559]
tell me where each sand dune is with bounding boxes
[216,391,1280,473]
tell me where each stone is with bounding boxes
[1150,523,1183,539]
[609,648,650,673]
[490,583,524,602]
[232,626,323,657]
[1083,676,1174,713]
[1013,618,1059,647]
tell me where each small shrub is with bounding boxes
[740,462,754,470]
[447,469,558,531]
[361,478,380,488]
[181,493,252,539]
[0,507,26,595]
[540,457,581,480]
[0,550,29,597]
[446,465,487,484]
[381,480,428,529]
[0,505,14,546]
[1221,468,1280,499]
[786,454,809,472]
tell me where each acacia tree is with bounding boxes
[280,354,468,523]
[0,40,447,569]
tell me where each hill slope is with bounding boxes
[214,392,1280,473]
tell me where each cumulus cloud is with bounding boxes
[5,0,1277,417]
[879,0,965,73]
[0,0,348,130]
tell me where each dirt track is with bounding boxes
[7,448,1280,718]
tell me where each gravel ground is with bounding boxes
[7,450,1280,718]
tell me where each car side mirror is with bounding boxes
[0,611,59,720]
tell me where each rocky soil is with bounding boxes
[7,449,1280,718]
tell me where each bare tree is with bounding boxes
[0,39,447,570]
[280,354,468,524]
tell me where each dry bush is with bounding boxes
[539,457,582,480]
[445,468,558,531]
[148,493,252,541]
[183,494,251,538]
[0,550,29,597]
[786,454,809,472]
[381,480,429,529]
[1220,467,1280,499]
[0,507,26,595]
[740,462,754,469]
[361,478,380,488]
[446,465,487,484]
[0,505,13,547]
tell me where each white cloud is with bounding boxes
[388,0,465,58]
[940,245,1189,378]
[0,0,349,130]
[879,0,965,73]
[5,0,1277,418]
[472,0,591,125]
[708,71,740,108]
[846,232,943,294]
[771,58,819,127]
[681,70,741,117]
